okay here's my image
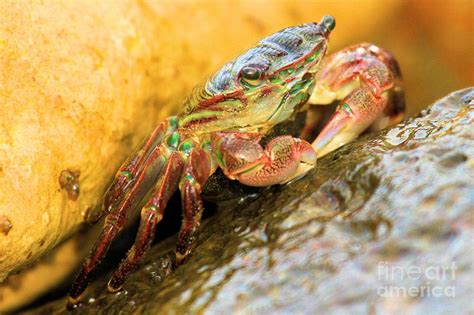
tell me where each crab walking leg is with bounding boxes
[175,174,204,264]
[101,117,178,221]
[107,152,184,292]
[212,132,317,187]
[68,144,169,303]
[310,44,405,157]
[175,148,214,264]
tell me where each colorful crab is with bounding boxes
[68,15,404,304]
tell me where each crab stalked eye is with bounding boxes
[240,66,263,87]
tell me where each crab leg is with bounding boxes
[310,44,405,157]
[68,142,170,303]
[107,152,184,292]
[175,147,214,264]
[101,117,178,221]
[212,132,317,187]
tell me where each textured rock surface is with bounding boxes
[28,89,473,314]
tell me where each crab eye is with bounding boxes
[240,66,263,87]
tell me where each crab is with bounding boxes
[68,15,404,304]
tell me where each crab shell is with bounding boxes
[178,18,335,134]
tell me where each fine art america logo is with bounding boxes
[377,261,457,298]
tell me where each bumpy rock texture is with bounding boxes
[29,88,473,314]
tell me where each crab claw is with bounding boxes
[312,88,386,157]
[237,136,316,187]
[312,103,362,157]
[213,133,317,187]
[286,138,318,184]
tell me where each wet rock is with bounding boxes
[58,170,81,201]
[29,88,474,314]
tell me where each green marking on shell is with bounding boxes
[341,103,354,115]
[215,149,225,167]
[201,139,212,150]
[119,170,132,179]
[289,77,314,96]
[275,67,294,81]
[168,116,178,129]
[270,76,283,84]
[305,50,321,63]
[305,55,316,63]
[179,139,194,153]
[289,82,305,96]
[146,205,158,212]
[281,68,293,76]
[166,132,180,148]
[183,174,195,184]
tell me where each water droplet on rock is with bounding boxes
[59,169,81,201]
